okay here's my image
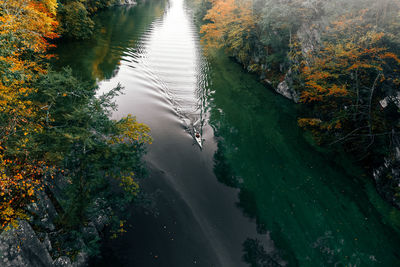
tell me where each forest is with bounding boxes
[196,0,400,208]
[1,0,400,266]
[0,0,151,262]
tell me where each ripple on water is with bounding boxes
[106,0,208,134]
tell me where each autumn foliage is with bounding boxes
[200,0,256,62]
[0,0,152,231]
[200,0,400,162]
[0,0,59,228]
[295,10,400,154]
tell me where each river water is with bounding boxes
[55,0,400,266]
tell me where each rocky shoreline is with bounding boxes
[239,20,400,211]
[0,176,110,267]
[0,1,140,266]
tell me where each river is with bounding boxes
[54,0,400,266]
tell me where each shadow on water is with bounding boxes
[53,1,400,266]
[206,52,400,266]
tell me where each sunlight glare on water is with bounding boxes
[55,0,400,265]
[99,0,208,136]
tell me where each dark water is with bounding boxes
[55,0,400,266]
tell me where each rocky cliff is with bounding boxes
[0,179,109,267]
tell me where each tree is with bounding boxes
[33,69,152,231]
[296,11,400,158]
[57,1,94,40]
[0,0,58,228]
[200,0,256,64]
[56,0,116,40]
[259,0,323,71]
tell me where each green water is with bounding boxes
[206,53,400,265]
[54,1,400,265]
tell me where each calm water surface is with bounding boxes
[55,0,400,265]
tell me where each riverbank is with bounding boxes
[52,1,400,265]
[0,1,152,266]
[194,0,400,212]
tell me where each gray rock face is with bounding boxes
[0,188,108,267]
[43,234,52,252]
[373,134,400,209]
[276,80,299,102]
[296,22,322,57]
[27,191,58,231]
[270,20,322,102]
[379,92,400,109]
[91,198,110,232]
[0,221,54,267]
[374,91,400,208]
[276,70,300,103]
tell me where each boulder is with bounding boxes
[26,191,58,231]
[276,80,299,103]
[0,221,53,267]
[276,70,299,103]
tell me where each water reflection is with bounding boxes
[54,0,400,265]
[127,0,210,134]
[206,53,400,265]
[58,1,281,266]
[242,238,282,267]
[53,0,166,82]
